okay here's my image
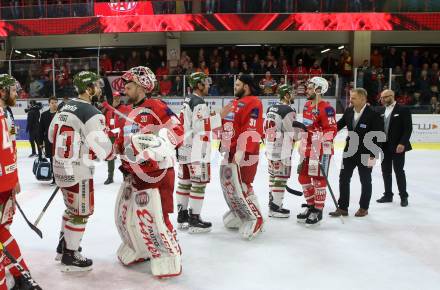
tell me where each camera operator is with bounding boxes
[25,100,42,157]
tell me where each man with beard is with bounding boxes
[219,74,264,240]
[296,77,337,226]
[0,74,41,289]
[264,84,306,218]
[49,71,114,272]
[113,66,184,277]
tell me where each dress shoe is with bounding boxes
[376,196,393,203]
[329,208,348,217]
[400,198,408,207]
[104,177,114,185]
[354,208,368,217]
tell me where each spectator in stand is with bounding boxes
[401,71,417,96]
[180,51,191,71]
[430,62,439,82]
[400,51,408,71]
[186,61,196,76]
[421,50,431,65]
[430,85,439,100]
[29,76,44,98]
[100,53,113,73]
[209,48,222,68]
[413,92,422,107]
[210,61,223,95]
[251,54,260,72]
[143,50,154,69]
[259,71,277,95]
[309,60,324,76]
[340,49,353,79]
[113,57,126,72]
[126,50,140,69]
[159,75,173,96]
[292,58,308,82]
[269,60,282,78]
[295,48,312,68]
[418,70,432,104]
[321,54,338,74]
[371,49,383,68]
[256,59,267,76]
[396,91,413,106]
[197,60,210,75]
[430,96,439,113]
[409,49,422,72]
[172,75,184,96]
[206,0,216,13]
[156,61,169,80]
[240,62,251,75]
[384,47,400,69]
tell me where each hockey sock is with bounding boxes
[271,176,289,207]
[0,227,29,277]
[176,179,191,210]
[64,214,88,251]
[301,183,315,206]
[313,179,327,210]
[59,211,69,242]
[188,183,207,215]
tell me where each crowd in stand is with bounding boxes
[3,45,440,114]
[1,0,438,19]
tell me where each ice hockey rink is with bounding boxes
[11,146,440,290]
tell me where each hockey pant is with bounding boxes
[115,168,181,278]
[176,163,210,215]
[268,159,292,207]
[298,156,331,210]
[0,191,31,289]
[58,179,95,252]
[220,161,263,240]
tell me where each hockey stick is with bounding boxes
[15,202,43,238]
[318,162,344,224]
[285,186,303,196]
[0,243,39,287]
[34,186,60,227]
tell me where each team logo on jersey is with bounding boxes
[224,112,235,121]
[269,106,279,112]
[222,122,235,140]
[325,107,335,117]
[237,102,245,108]
[135,191,149,206]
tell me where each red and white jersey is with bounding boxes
[299,100,337,158]
[220,95,263,157]
[104,102,132,139]
[0,107,18,193]
[178,93,221,164]
[49,99,114,187]
[115,97,184,176]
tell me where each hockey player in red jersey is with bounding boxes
[297,76,337,226]
[114,66,183,277]
[0,74,41,289]
[219,74,264,240]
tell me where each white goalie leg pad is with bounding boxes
[239,185,264,240]
[220,163,264,239]
[132,188,182,278]
[222,210,242,229]
[114,180,149,265]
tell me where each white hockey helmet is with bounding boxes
[122,66,157,93]
[307,76,329,95]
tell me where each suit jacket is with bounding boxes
[337,105,384,160]
[379,104,412,152]
[38,109,56,146]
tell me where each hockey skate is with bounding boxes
[61,249,93,272]
[305,208,323,226]
[177,205,189,230]
[188,210,212,234]
[11,272,42,290]
[296,204,313,223]
[268,201,290,218]
[55,234,82,261]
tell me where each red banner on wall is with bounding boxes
[94,1,153,16]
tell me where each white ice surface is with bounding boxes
[11,148,440,290]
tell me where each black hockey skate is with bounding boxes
[177,205,189,230]
[305,208,323,226]
[11,272,42,290]
[188,209,212,234]
[55,233,82,261]
[268,201,290,218]
[296,204,314,223]
[61,249,93,272]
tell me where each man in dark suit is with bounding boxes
[38,96,58,185]
[376,89,412,207]
[330,88,384,217]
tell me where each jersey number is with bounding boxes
[54,124,77,159]
[264,120,276,142]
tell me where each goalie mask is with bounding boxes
[122,66,157,94]
[306,76,328,100]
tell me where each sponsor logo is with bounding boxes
[135,191,149,206]
[413,123,438,130]
[136,209,161,259]
[58,114,68,122]
[108,1,138,12]
[61,105,77,112]
[4,163,16,174]
[124,187,132,200]
[111,77,125,92]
